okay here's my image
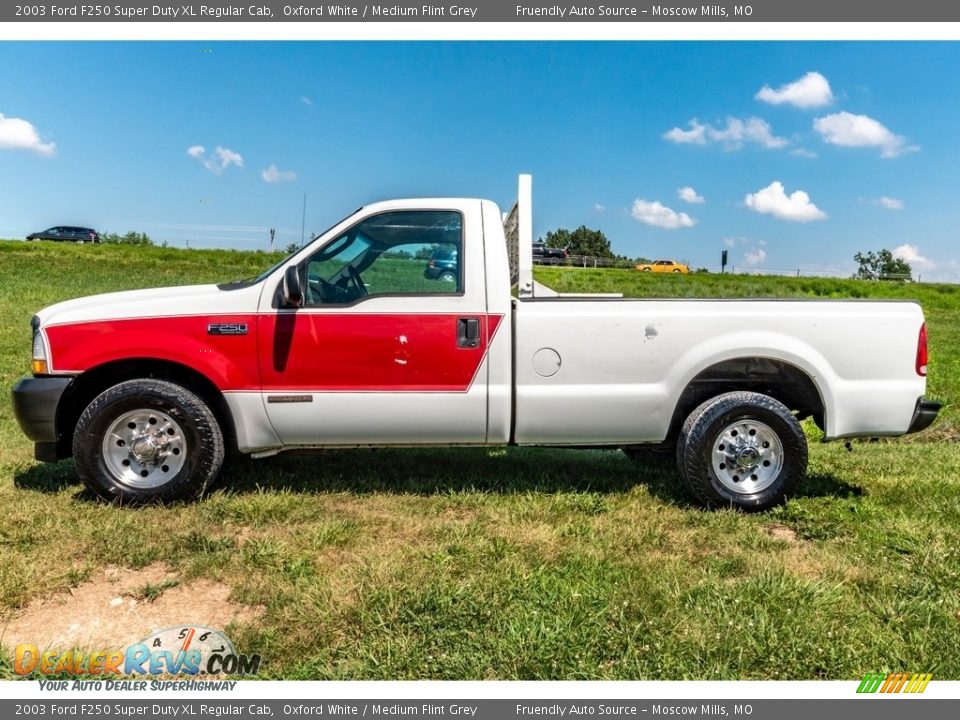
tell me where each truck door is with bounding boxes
[258,205,497,445]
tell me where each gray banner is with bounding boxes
[2,699,958,719]
[3,0,959,23]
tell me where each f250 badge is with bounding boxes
[207,322,248,336]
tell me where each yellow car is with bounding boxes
[635,259,690,274]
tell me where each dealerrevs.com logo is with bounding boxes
[857,673,933,694]
[14,626,261,677]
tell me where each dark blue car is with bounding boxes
[424,244,459,284]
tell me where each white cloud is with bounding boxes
[790,148,817,159]
[744,247,768,266]
[756,71,834,109]
[301,96,313,106]
[631,199,696,229]
[664,120,707,145]
[593,203,606,214]
[664,117,787,150]
[813,112,916,158]
[744,181,827,222]
[262,164,297,183]
[893,243,934,270]
[188,144,244,174]
[677,186,705,204]
[0,113,56,156]
[213,146,243,169]
[873,196,904,211]
[722,237,737,248]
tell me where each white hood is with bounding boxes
[36,282,265,327]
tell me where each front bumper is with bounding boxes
[907,397,941,434]
[11,376,73,461]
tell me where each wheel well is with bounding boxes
[665,358,825,448]
[56,359,236,458]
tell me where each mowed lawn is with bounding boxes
[1,240,959,680]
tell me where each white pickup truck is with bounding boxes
[12,176,939,510]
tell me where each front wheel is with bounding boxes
[676,391,807,512]
[74,379,224,504]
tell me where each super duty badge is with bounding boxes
[207,322,248,336]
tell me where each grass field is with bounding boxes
[1,240,958,680]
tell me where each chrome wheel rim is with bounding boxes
[101,409,186,488]
[711,419,783,494]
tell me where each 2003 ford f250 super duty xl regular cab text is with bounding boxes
[12,176,940,510]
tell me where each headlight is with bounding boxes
[32,324,48,375]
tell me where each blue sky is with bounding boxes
[1,41,958,279]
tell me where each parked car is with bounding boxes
[27,226,101,243]
[532,241,568,264]
[636,259,689,274]
[12,175,939,511]
[423,244,459,284]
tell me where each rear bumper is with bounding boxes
[907,397,941,434]
[11,376,73,461]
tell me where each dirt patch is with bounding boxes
[2,563,260,652]
[765,524,801,543]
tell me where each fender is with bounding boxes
[663,330,835,435]
[44,315,260,391]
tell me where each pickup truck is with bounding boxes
[12,176,940,511]
[532,241,569,264]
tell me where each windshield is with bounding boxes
[228,208,365,286]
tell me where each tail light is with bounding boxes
[916,323,929,376]
[428,260,436,268]
[563,248,569,258]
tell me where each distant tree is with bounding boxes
[854,249,912,280]
[542,226,613,258]
[102,231,153,246]
[283,242,301,254]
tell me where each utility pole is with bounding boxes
[269,227,276,252]
[300,193,307,247]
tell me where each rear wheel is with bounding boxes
[74,379,224,504]
[438,270,457,284]
[676,391,807,511]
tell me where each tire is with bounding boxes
[642,267,652,272]
[676,391,807,512]
[438,270,457,284]
[73,379,224,504]
[672,269,682,274]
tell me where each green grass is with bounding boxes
[1,240,959,680]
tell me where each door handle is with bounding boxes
[457,317,481,349]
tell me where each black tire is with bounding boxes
[73,379,224,504]
[676,391,807,512]
[438,270,457,284]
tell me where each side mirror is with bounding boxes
[283,265,303,307]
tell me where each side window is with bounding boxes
[303,210,463,306]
